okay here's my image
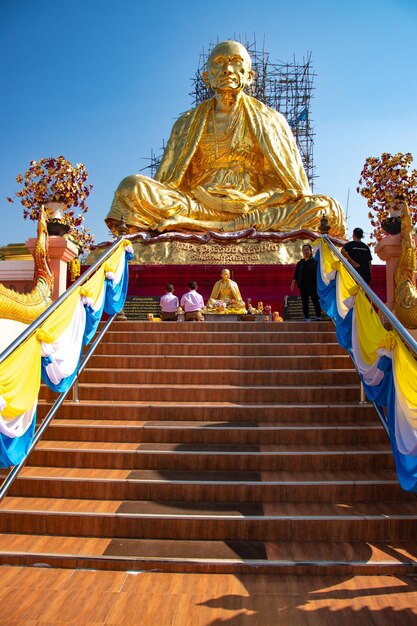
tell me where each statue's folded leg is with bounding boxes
[105,174,195,232]
[152,195,343,234]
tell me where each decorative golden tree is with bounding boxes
[357,152,417,244]
[7,156,95,252]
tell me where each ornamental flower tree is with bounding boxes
[357,152,417,245]
[7,156,95,253]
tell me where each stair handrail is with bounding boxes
[0,234,131,365]
[0,234,133,502]
[323,234,417,358]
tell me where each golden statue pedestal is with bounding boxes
[89,229,346,267]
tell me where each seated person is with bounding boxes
[180,281,205,321]
[105,40,346,239]
[207,268,245,312]
[160,283,179,321]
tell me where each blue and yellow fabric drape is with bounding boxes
[316,239,417,491]
[0,240,133,467]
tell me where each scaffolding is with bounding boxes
[144,38,317,188]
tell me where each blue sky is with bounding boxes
[1,0,416,249]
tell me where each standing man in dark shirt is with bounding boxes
[342,227,372,284]
[291,244,322,321]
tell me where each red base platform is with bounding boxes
[125,264,387,315]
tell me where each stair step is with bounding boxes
[103,321,334,333]
[4,467,409,502]
[37,400,377,422]
[28,441,394,471]
[0,498,415,541]
[95,342,346,356]
[78,368,359,386]
[88,354,354,369]
[42,419,387,445]
[1,534,416,574]
[101,330,337,344]
[40,383,361,403]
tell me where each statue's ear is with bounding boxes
[247,69,255,85]
[202,70,210,87]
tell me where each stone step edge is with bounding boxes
[0,550,415,570]
[41,378,360,391]
[45,422,381,431]
[9,475,399,487]
[38,400,372,408]
[76,367,356,374]
[33,447,391,455]
[1,509,415,521]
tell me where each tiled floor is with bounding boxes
[1,566,417,624]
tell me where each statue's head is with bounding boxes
[202,41,254,93]
[221,268,231,280]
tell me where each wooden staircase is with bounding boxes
[0,320,416,574]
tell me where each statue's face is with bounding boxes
[221,269,230,280]
[203,41,253,93]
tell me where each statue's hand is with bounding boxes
[247,188,300,208]
[194,186,249,215]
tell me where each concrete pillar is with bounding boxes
[26,236,78,301]
[375,233,417,311]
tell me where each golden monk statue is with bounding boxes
[105,40,346,238]
[207,268,245,312]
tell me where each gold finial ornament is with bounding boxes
[105,41,346,238]
[318,212,331,234]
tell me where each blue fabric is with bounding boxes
[104,255,130,315]
[317,245,417,492]
[0,414,36,467]
[41,345,83,393]
[83,255,130,344]
[0,247,131,469]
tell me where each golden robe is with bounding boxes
[106,93,346,238]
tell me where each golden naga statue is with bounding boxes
[0,209,53,324]
[207,268,246,312]
[105,41,346,238]
[394,199,417,329]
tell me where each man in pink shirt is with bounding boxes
[160,283,179,321]
[180,281,205,321]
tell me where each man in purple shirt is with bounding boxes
[160,283,179,321]
[180,281,205,321]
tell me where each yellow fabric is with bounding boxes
[337,263,357,304]
[379,331,397,351]
[355,290,388,365]
[36,329,55,344]
[0,240,127,420]
[39,287,82,340]
[82,241,126,308]
[320,241,338,277]
[41,240,125,336]
[394,340,417,426]
[0,335,41,419]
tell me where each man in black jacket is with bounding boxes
[291,244,322,321]
[341,227,372,284]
